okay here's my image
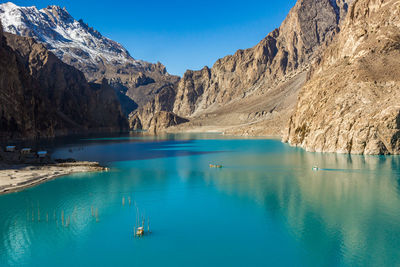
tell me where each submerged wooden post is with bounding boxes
[46,213,49,222]
[61,210,64,226]
[95,208,99,222]
[122,197,125,206]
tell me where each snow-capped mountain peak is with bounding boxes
[0,2,138,66]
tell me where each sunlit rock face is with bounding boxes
[173,0,352,118]
[284,0,400,154]
[132,0,353,134]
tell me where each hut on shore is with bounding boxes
[37,151,48,158]
[21,148,32,154]
[6,146,16,152]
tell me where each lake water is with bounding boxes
[1,133,400,266]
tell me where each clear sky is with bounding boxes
[10,0,296,76]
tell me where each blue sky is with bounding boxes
[10,0,296,76]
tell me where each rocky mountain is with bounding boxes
[132,0,354,135]
[284,0,400,154]
[0,2,179,115]
[0,19,127,140]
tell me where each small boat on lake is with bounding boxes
[136,226,144,237]
[209,164,223,168]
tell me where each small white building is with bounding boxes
[21,148,32,154]
[37,151,48,158]
[6,146,16,152]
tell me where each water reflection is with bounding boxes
[210,150,400,266]
[0,137,400,266]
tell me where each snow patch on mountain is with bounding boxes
[0,2,142,67]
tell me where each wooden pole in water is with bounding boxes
[122,197,125,206]
[73,206,77,221]
[91,206,94,217]
[32,210,34,221]
[54,210,56,220]
[128,196,131,206]
[136,207,139,227]
[61,210,64,226]
[46,213,49,222]
[95,208,99,222]
[38,207,40,222]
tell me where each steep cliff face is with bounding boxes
[172,0,352,118]
[133,0,352,134]
[0,2,179,115]
[129,85,179,131]
[284,0,400,154]
[0,24,127,140]
[0,20,56,139]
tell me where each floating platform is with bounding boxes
[209,164,223,168]
[136,226,144,236]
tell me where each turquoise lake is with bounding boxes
[1,133,400,266]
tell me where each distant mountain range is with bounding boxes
[0,2,179,115]
[1,0,400,154]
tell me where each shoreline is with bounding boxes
[0,162,108,195]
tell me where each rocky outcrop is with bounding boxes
[129,85,180,130]
[133,0,353,134]
[284,0,400,154]
[172,0,352,119]
[0,2,179,115]
[147,111,189,134]
[0,23,127,140]
[0,20,56,139]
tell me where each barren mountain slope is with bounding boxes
[284,0,400,154]
[133,0,353,135]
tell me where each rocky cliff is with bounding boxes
[133,0,353,134]
[0,21,127,140]
[0,2,179,116]
[284,0,400,154]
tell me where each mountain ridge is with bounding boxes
[0,2,179,115]
[0,18,127,140]
[132,0,354,135]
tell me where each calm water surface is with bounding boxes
[1,133,400,266]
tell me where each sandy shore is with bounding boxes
[0,162,108,195]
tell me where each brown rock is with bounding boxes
[0,25,127,140]
[136,0,352,135]
[284,0,400,154]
